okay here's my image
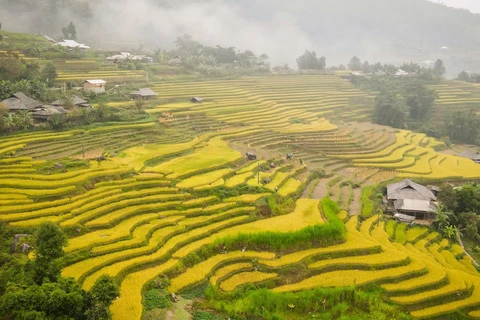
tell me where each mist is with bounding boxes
[2,0,480,74]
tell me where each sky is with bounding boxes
[429,0,480,13]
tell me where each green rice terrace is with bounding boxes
[2,74,480,319]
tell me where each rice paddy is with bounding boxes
[2,74,480,319]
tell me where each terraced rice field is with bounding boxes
[2,75,480,319]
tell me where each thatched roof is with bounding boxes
[387,179,436,201]
[131,88,158,97]
[1,92,42,111]
[31,105,68,118]
[0,98,29,111]
[458,150,480,162]
[51,95,91,107]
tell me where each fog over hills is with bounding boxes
[1,0,480,74]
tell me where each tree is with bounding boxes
[90,275,119,307]
[457,71,471,82]
[445,110,480,144]
[86,275,119,319]
[402,80,437,120]
[32,222,67,284]
[433,59,445,77]
[373,91,409,128]
[3,113,18,134]
[61,21,77,40]
[296,51,325,70]
[362,60,371,73]
[348,56,362,71]
[431,205,453,233]
[437,183,458,212]
[41,62,58,87]
[17,110,34,130]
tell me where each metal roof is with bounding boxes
[58,39,90,49]
[84,80,106,84]
[387,179,436,201]
[394,213,416,222]
[394,199,431,212]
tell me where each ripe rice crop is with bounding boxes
[110,259,178,320]
[278,178,302,197]
[220,271,277,291]
[176,168,232,188]
[210,262,253,285]
[225,172,254,187]
[169,251,275,292]
[150,137,241,179]
[223,193,271,203]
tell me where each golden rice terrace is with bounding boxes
[1,74,480,319]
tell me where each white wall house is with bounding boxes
[83,80,106,93]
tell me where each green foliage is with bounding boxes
[348,56,362,71]
[41,62,58,87]
[0,277,86,320]
[206,287,411,320]
[374,91,409,128]
[214,198,344,251]
[33,222,67,284]
[144,289,171,310]
[402,80,438,120]
[445,110,480,145]
[90,274,119,307]
[194,311,223,320]
[361,186,375,217]
[61,21,77,40]
[296,51,326,70]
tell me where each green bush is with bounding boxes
[214,198,345,251]
[144,289,171,310]
[194,311,223,320]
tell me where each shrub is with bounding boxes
[144,289,171,310]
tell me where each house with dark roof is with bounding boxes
[190,96,203,103]
[0,92,42,112]
[51,95,92,108]
[131,88,158,100]
[31,105,69,122]
[457,150,480,164]
[168,56,183,65]
[386,179,437,220]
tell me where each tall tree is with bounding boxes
[32,222,67,284]
[362,60,371,73]
[433,59,445,77]
[374,91,409,128]
[296,51,325,70]
[41,62,58,87]
[348,56,362,71]
[61,21,77,40]
[402,80,437,120]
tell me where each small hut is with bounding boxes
[190,96,203,103]
[0,92,42,112]
[131,88,158,100]
[51,95,92,108]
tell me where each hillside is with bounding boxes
[2,74,480,319]
[2,0,480,74]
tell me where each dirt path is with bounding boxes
[340,184,351,209]
[349,187,362,215]
[311,176,335,199]
[166,297,192,320]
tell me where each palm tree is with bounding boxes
[17,110,33,130]
[431,204,453,232]
[3,113,17,134]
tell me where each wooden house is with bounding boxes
[386,179,437,220]
[131,88,158,100]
